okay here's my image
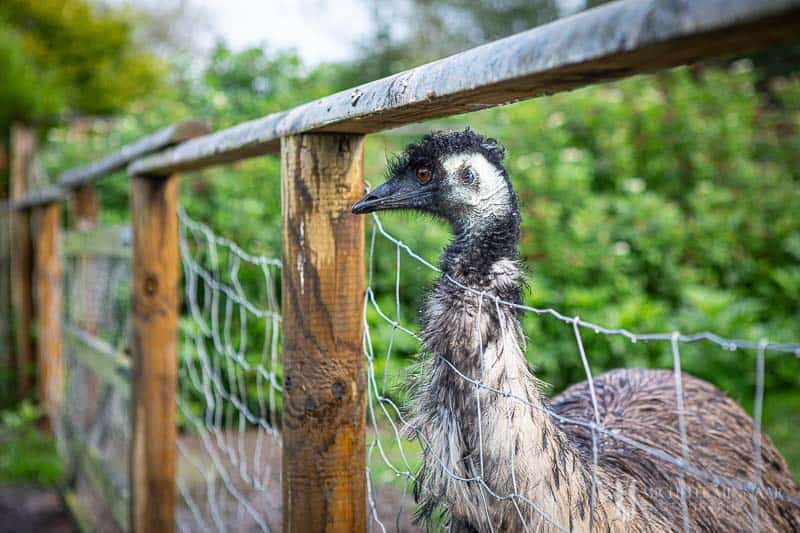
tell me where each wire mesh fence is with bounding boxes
[59,226,133,530]
[176,209,283,532]
[49,202,800,532]
[361,209,800,532]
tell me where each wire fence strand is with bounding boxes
[177,208,283,533]
[56,206,799,532]
[362,209,800,532]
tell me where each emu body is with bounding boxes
[353,130,800,532]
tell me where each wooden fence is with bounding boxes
[2,0,800,531]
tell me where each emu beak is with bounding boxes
[352,179,425,214]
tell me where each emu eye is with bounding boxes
[416,166,431,183]
[463,166,476,184]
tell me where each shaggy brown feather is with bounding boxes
[552,368,800,532]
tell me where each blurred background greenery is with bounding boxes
[1,0,798,489]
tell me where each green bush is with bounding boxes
[363,65,800,476]
[0,402,63,486]
[39,51,800,477]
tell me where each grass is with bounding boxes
[368,419,423,492]
[0,402,63,487]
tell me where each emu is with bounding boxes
[352,130,800,532]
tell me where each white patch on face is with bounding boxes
[441,152,511,225]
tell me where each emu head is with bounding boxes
[352,129,517,234]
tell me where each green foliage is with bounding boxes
[0,402,63,486]
[0,22,60,127]
[348,0,611,83]
[38,48,800,477]
[0,0,163,128]
[363,65,800,475]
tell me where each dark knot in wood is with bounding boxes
[331,379,346,400]
[144,275,159,296]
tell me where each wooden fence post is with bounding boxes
[0,142,11,402]
[70,185,99,231]
[10,123,36,399]
[129,174,179,533]
[33,201,63,432]
[0,207,9,401]
[281,133,366,532]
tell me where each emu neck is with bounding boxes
[414,211,618,531]
[442,211,521,291]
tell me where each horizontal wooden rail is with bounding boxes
[128,0,800,176]
[1,0,798,204]
[59,119,209,188]
[8,186,64,210]
[64,326,131,397]
[63,416,130,530]
[0,119,208,212]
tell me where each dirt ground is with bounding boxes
[176,429,421,532]
[0,427,418,533]
[0,486,76,533]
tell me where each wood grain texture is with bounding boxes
[281,134,366,533]
[69,185,99,231]
[0,175,10,397]
[129,174,179,533]
[129,0,800,176]
[33,202,63,432]
[10,124,36,398]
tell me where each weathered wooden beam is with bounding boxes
[10,186,65,210]
[63,415,130,531]
[281,134,366,533]
[129,173,179,533]
[64,326,130,397]
[1,120,210,210]
[69,185,100,229]
[59,119,209,189]
[33,201,63,432]
[9,123,36,398]
[130,0,800,176]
